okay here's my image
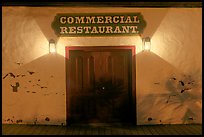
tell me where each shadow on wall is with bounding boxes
[136,51,202,125]
[2,53,67,125]
[2,51,202,125]
[165,74,201,124]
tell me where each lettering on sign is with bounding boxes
[52,13,146,36]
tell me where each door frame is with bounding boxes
[65,46,136,125]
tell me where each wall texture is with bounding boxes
[2,7,202,125]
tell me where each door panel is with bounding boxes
[67,48,133,124]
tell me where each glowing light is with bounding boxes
[49,44,56,53]
[49,39,56,53]
[142,37,151,51]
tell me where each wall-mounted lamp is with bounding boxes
[49,39,56,53]
[142,37,151,51]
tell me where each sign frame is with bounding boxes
[52,13,147,37]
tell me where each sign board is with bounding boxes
[52,13,146,37]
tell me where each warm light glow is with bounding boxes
[49,43,56,53]
[142,37,151,51]
[56,36,143,56]
[144,41,151,50]
[49,39,56,53]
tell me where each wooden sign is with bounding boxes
[52,13,146,36]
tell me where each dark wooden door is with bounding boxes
[66,47,135,124]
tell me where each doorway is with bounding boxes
[66,46,136,125]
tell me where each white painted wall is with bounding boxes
[2,7,202,125]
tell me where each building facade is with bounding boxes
[2,3,202,125]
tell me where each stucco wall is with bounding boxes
[2,7,202,125]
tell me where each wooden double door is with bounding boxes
[66,46,135,125]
